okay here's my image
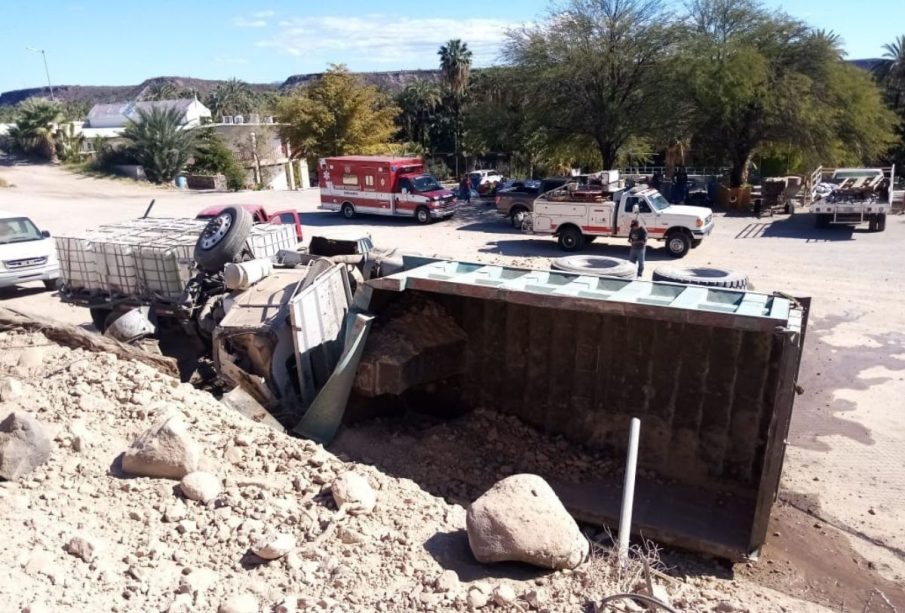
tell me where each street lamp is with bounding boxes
[25,46,54,101]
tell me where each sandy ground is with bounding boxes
[2,159,904,605]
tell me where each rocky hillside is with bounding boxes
[0,70,441,108]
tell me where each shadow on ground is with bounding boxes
[733,213,859,241]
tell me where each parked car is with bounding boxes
[0,211,60,290]
[495,177,571,228]
[469,169,504,195]
[196,204,303,242]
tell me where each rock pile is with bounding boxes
[0,329,814,612]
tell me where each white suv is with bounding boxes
[0,211,60,290]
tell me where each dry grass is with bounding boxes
[577,528,675,612]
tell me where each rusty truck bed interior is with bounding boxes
[343,261,808,560]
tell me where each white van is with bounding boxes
[0,211,60,290]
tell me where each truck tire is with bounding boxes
[194,205,253,273]
[558,226,584,251]
[341,203,355,219]
[510,207,528,229]
[653,266,749,290]
[868,215,877,232]
[878,214,886,231]
[415,206,431,224]
[43,279,61,291]
[89,307,112,333]
[665,231,691,258]
[551,255,636,279]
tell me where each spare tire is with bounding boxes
[194,206,254,273]
[652,266,748,290]
[551,255,637,279]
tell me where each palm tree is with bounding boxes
[141,81,178,101]
[120,107,197,183]
[873,35,905,112]
[7,98,63,160]
[55,122,85,163]
[207,78,254,120]
[438,39,473,175]
[398,80,442,149]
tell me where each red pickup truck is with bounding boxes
[196,205,303,242]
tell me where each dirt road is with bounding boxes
[2,160,904,598]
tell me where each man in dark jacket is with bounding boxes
[628,219,648,278]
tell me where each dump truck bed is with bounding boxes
[354,261,808,560]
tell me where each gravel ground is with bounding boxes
[1,159,904,608]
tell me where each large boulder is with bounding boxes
[0,411,52,481]
[466,474,588,570]
[122,413,200,479]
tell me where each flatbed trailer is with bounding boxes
[807,166,895,231]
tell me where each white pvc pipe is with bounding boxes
[618,417,641,563]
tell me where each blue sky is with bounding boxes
[2,0,903,93]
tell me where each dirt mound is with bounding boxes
[0,329,830,612]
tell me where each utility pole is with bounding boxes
[25,47,54,101]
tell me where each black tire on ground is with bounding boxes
[868,214,877,232]
[510,207,528,229]
[89,307,111,333]
[551,255,636,278]
[652,266,749,290]
[557,226,584,251]
[691,238,702,249]
[415,206,431,224]
[43,278,61,291]
[341,203,355,219]
[878,214,886,232]
[665,231,691,258]
[194,206,254,273]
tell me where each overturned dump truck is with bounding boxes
[347,262,809,561]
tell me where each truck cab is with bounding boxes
[196,205,303,242]
[530,184,714,257]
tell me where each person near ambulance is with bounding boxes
[628,219,648,278]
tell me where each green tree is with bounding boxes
[120,106,197,183]
[274,65,399,159]
[504,0,677,171]
[873,35,905,112]
[188,128,246,190]
[206,78,254,119]
[681,0,897,185]
[438,39,473,174]
[397,80,442,150]
[55,122,85,163]
[7,98,63,160]
[142,81,178,101]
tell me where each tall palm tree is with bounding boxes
[120,107,197,183]
[55,122,85,162]
[398,80,442,149]
[7,98,63,160]
[207,78,254,120]
[438,39,473,175]
[873,35,905,112]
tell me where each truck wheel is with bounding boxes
[551,255,636,279]
[665,231,691,258]
[341,203,355,219]
[868,215,878,232]
[653,266,749,290]
[558,226,584,251]
[878,214,886,231]
[194,206,253,273]
[43,279,61,291]
[415,206,431,224]
[89,307,112,333]
[510,207,528,229]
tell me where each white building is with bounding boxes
[85,98,211,130]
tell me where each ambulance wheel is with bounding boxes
[341,203,355,219]
[416,206,431,224]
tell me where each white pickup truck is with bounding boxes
[526,184,714,257]
[807,166,895,231]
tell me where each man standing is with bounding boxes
[628,219,647,278]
